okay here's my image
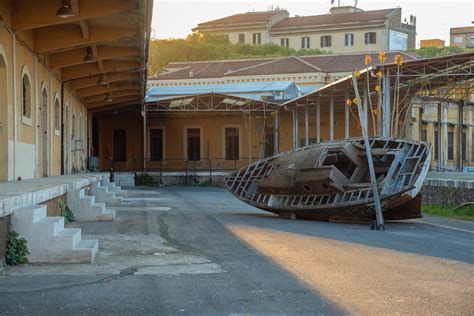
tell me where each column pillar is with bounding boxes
[345,90,350,140]
[458,100,464,171]
[304,106,309,146]
[467,105,473,165]
[437,102,442,171]
[292,109,299,149]
[329,96,334,141]
[274,111,279,155]
[443,103,448,170]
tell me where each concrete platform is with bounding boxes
[0,173,107,218]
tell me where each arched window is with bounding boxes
[22,74,31,118]
[54,99,60,131]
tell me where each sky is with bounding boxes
[151,0,474,47]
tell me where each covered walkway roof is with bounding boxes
[146,81,305,103]
[283,52,474,110]
[3,0,153,113]
[145,92,279,113]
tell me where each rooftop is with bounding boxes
[151,51,417,81]
[194,10,288,29]
[271,8,397,32]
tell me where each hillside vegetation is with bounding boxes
[149,33,466,75]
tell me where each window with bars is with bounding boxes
[264,128,275,158]
[238,34,245,43]
[280,38,289,48]
[421,127,427,142]
[462,132,466,161]
[225,127,239,160]
[22,74,31,118]
[113,129,126,161]
[448,131,454,160]
[54,99,60,131]
[301,36,310,49]
[320,35,332,47]
[365,32,377,44]
[344,33,354,46]
[187,128,200,160]
[150,129,163,161]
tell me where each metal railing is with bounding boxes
[134,156,263,178]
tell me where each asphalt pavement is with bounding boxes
[0,186,472,315]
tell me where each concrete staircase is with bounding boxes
[11,205,98,263]
[90,180,122,204]
[68,187,116,221]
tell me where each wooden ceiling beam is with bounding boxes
[12,0,134,31]
[79,21,89,40]
[68,71,141,90]
[61,60,139,81]
[76,83,141,98]
[86,95,142,110]
[34,25,137,54]
[48,46,139,69]
[82,90,142,104]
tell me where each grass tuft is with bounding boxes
[422,204,474,221]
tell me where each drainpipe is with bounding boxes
[11,31,16,180]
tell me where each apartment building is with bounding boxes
[450,26,474,49]
[193,6,416,53]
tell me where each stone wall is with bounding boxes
[422,178,474,205]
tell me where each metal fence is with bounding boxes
[133,157,263,176]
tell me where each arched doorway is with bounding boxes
[0,54,7,181]
[41,88,48,177]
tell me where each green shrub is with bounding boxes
[135,172,159,186]
[59,200,75,223]
[6,231,29,265]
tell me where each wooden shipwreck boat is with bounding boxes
[224,137,431,222]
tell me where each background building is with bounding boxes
[148,51,416,89]
[420,39,445,48]
[450,26,474,49]
[193,6,416,53]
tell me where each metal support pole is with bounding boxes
[459,100,464,171]
[352,74,385,230]
[363,86,368,135]
[345,90,350,140]
[304,106,309,146]
[437,102,442,171]
[443,104,448,170]
[468,105,473,166]
[418,107,423,141]
[293,109,299,148]
[382,77,391,137]
[143,106,147,171]
[109,158,114,183]
[316,100,321,143]
[329,96,334,141]
[274,112,280,154]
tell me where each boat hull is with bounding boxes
[224,137,431,222]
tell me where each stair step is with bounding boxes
[99,208,116,221]
[36,216,65,235]
[73,239,99,263]
[55,228,82,248]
